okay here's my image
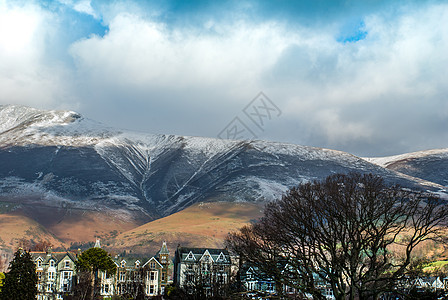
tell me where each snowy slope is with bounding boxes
[0,105,445,222]
[365,149,448,187]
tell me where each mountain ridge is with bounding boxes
[1,104,447,251]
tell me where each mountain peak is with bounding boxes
[0,105,120,147]
[0,104,82,134]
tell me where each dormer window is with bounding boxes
[186,251,195,260]
[50,260,55,267]
[216,252,226,262]
[37,259,42,268]
[121,261,126,268]
[135,261,140,268]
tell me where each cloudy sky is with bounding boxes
[1,0,448,157]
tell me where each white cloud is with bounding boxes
[73,0,98,18]
[69,13,293,96]
[0,2,71,108]
[1,1,448,155]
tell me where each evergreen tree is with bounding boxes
[0,272,4,292]
[75,247,116,300]
[0,248,37,300]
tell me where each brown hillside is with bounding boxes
[0,212,65,271]
[0,203,144,256]
[35,208,143,244]
[0,213,64,249]
[103,201,265,256]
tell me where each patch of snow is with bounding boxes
[364,148,448,167]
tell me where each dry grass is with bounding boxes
[44,210,142,244]
[104,201,264,255]
[0,213,64,250]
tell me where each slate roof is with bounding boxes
[159,241,170,255]
[175,247,231,264]
[30,251,77,265]
[114,257,150,268]
[114,256,165,269]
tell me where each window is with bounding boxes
[104,284,109,294]
[149,285,154,295]
[48,271,55,280]
[121,260,126,267]
[150,262,155,269]
[63,271,71,280]
[186,251,195,260]
[187,264,193,270]
[119,272,125,281]
[216,252,226,262]
[62,283,69,292]
[49,260,55,267]
[161,272,166,282]
[202,264,209,273]
[37,260,42,268]
[150,271,157,281]
[37,271,42,281]
[46,282,53,292]
[217,274,224,284]
[65,260,70,268]
[135,261,140,268]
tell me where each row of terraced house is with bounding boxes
[30,240,234,299]
[26,240,448,299]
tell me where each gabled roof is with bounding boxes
[175,247,231,264]
[30,251,77,265]
[216,252,227,262]
[186,251,196,261]
[142,257,163,269]
[200,250,214,262]
[114,256,163,269]
[114,256,149,267]
[241,265,274,282]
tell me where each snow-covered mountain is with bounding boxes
[366,149,448,188]
[0,105,444,223]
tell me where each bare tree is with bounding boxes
[68,271,92,300]
[174,263,235,299]
[31,241,53,252]
[119,268,145,300]
[0,256,5,272]
[227,173,448,300]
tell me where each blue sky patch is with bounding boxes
[337,20,368,43]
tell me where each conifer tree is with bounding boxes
[0,248,37,300]
[75,247,116,300]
